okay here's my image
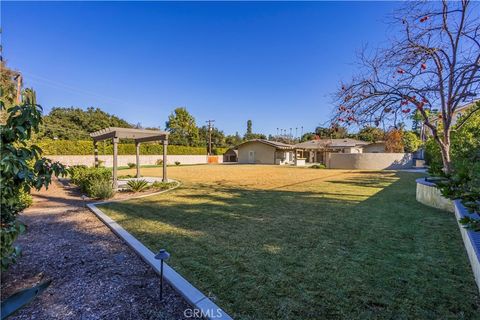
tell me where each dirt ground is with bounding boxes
[0,180,192,320]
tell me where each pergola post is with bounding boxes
[94,141,99,168]
[162,139,168,182]
[135,141,141,178]
[113,137,119,189]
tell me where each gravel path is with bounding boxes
[0,180,191,319]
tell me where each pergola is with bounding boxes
[90,127,169,189]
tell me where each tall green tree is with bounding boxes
[165,107,200,146]
[244,120,266,140]
[225,132,243,146]
[198,125,226,149]
[246,120,252,135]
[315,126,347,139]
[0,62,20,123]
[39,107,133,140]
[1,88,65,270]
[357,126,385,142]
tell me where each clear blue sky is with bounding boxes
[2,1,402,136]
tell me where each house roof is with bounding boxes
[90,127,169,142]
[295,138,370,149]
[238,139,294,150]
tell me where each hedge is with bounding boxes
[37,139,228,156]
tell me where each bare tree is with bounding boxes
[333,0,480,173]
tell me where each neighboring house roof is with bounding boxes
[295,138,370,149]
[238,139,294,150]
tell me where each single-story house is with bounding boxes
[295,138,386,164]
[237,139,295,165]
[223,148,238,162]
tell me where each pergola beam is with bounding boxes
[89,127,169,189]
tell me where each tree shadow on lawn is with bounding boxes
[99,172,480,320]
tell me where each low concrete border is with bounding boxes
[87,184,232,320]
[453,200,480,292]
[416,178,454,212]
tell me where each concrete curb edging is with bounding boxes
[87,184,233,320]
[453,200,480,292]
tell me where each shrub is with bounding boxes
[310,164,326,169]
[37,139,228,156]
[437,105,480,231]
[126,179,149,193]
[151,181,176,190]
[127,162,136,168]
[88,179,115,199]
[155,159,163,166]
[1,102,66,270]
[424,138,443,176]
[402,131,422,153]
[68,166,111,197]
[175,161,181,166]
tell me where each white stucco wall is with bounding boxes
[238,142,276,164]
[45,155,222,167]
[326,153,412,170]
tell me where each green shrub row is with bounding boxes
[37,139,227,156]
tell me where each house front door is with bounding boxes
[248,151,255,163]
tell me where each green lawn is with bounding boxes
[99,165,479,319]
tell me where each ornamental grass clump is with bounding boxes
[126,179,149,193]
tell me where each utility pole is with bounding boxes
[14,73,22,104]
[206,120,215,155]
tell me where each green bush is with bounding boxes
[310,164,326,169]
[68,166,111,197]
[126,179,149,193]
[151,181,177,190]
[127,162,136,168]
[88,179,115,199]
[175,161,181,166]
[424,138,443,176]
[402,131,422,153]
[37,139,228,156]
[437,105,480,231]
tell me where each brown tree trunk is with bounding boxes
[439,143,452,175]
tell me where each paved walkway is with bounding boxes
[0,180,190,319]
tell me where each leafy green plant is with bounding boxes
[151,181,176,190]
[126,179,149,193]
[36,139,227,156]
[402,131,422,153]
[310,164,326,169]
[175,161,181,166]
[68,166,111,197]
[87,179,115,199]
[437,105,480,231]
[127,162,136,168]
[1,280,52,319]
[1,99,65,271]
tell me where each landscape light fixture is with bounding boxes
[154,249,170,301]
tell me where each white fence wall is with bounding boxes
[46,155,222,167]
[326,153,412,170]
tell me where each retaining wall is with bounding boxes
[415,178,454,212]
[46,155,222,167]
[326,153,413,170]
[453,200,480,292]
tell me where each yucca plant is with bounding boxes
[126,179,149,193]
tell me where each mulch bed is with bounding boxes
[0,179,192,319]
